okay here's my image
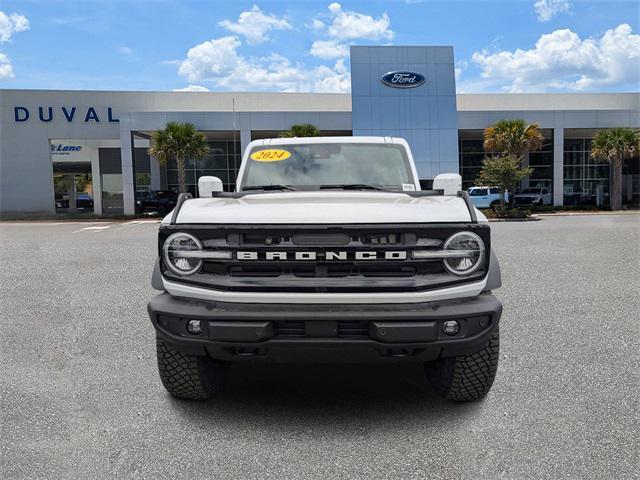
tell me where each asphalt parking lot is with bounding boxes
[1,215,638,479]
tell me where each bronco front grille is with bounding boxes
[216,263,438,278]
[273,320,369,338]
[159,224,490,294]
[274,320,305,337]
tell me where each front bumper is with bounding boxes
[148,293,502,363]
[514,197,537,205]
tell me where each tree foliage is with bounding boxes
[148,122,209,194]
[483,119,544,160]
[279,124,320,138]
[590,127,640,210]
[476,156,533,209]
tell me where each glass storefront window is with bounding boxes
[527,134,553,189]
[101,174,124,213]
[165,139,241,193]
[136,173,151,191]
[563,138,610,206]
[98,148,124,214]
[458,131,553,191]
[133,147,152,193]
[53,165,94,214]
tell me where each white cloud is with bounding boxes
[178,4,390,93]
[310,39,349,59]
[471,24,640,92]
[310,18,325,31]
[219,5,291,45]
[308,3,393,59]
[178,36,242,82]
[311,58,351,93]
[325,3,393,41]
[118,46,133,56]
[177,36,350,93]
[0,52,14,79]
[214,53,350,93]
[533,0,571,22]
[0,11,29,43]
[173,85,210,92]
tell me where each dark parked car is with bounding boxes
[76,192,94,209]
[136,190,178,215]
[55,193,93,210]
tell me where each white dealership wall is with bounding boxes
[0,90,351,214]
[457,93,640,205]
[48,138,149,214]
[0,47,638,215]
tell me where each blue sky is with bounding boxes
[0,0,638,93]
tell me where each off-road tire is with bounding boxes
[425,328,499,402]
[156,337,229,400]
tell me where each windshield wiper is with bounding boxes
[319,184,384,191]
[242,184,296,192]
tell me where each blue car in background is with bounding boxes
[467,186,508,209]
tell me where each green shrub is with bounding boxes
[485,206,531,219]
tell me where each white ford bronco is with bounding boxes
[149,137,503,401]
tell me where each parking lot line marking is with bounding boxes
[73,225,112,233]
[124,220,161,226]
[1,222,95,226]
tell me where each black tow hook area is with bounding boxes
[369,321,437,343]
[208,321,272,342]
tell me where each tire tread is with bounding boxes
[156,337,227,400]
[426,328,500,402]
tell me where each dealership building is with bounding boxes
[1,45,638,216]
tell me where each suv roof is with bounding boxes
[247,136,410,148]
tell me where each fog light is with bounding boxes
[442,320,460,336]
[187,320,202,335]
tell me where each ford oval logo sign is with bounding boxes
[381,71,425,88]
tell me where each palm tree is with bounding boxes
[590,127,640,210]
[148,122,209,194]
[482,119,544,207]
[279,124,320,138]
[483,119,544,160]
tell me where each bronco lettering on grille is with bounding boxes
[236,251,407,261]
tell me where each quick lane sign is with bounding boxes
[13,106,119,123]
[51,144,82,155]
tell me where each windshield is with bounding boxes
[468,188,487,196]
[240,143,413,190]
[520,188,540,194]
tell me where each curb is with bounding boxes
[534,211,640,217]
[488,217,540,222]
[0,219,161,225]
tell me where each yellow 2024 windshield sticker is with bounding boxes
[250,149,291,162]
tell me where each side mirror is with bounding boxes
[198,176,224,197]
[433,173,462,196]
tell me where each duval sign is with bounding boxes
[381,71,426,88]
[13,106,119,123]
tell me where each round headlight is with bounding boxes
[163,232,203,276]
[443,231,485,276]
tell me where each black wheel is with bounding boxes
[425,328,499,402]
[156,337,229,399]
[490,200,500,209]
